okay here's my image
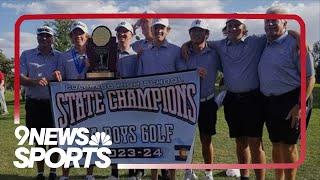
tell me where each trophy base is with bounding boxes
[86,71,115,79]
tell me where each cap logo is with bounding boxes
[195,20,201,25]
[73,22,84,27]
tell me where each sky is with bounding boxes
[0,0,319,58]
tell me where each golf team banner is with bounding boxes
[49,70,200,164]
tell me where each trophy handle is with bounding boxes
[99,54,103,66]
[105,52,109,70]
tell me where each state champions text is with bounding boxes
[55,83,197,128]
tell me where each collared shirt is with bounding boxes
[117,47,138,78]
[183,45,221,98]
[137,40,185,75]
[57,47,88,80]
[132,39,153,52]
[209,34,266,93]
[20,47,61,99]
[258,31,315,96]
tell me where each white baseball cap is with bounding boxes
[152,18,169,27]
[226,18,245,24]
[37,26,55,36]
[115,21,134,33]
[189,19,209,31]
[70,21,89,34]
[226,13,245,24]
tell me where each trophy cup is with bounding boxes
[86,25,117,79]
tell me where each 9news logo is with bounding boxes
[13,126,112,168]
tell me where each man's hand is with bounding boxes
[197,67,207,78]
[181,41,191,61]
[285,104,301,129]
[53,70,62,82]
[85,58,90,68]
[36,77,49,86]
[136,44,144,59]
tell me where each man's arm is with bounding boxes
[20,75,48,87]
[287,30,308,49]
[306,75,315,100]
[287,48,315,128]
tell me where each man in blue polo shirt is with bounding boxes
[107,21,140,180]
[137,18,184,180]
[137,18,184,76]
[20,25,60,180]
[182,19,221,180]
[54,21,95,180]
[55,21,90,81]
[213,19,267,180]
[182,18,268,179]
[259,6,315,180]
[116,21,138,78]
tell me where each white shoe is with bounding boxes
[184,170,198,180]
[106,176,118,180]
[128,176,137,180]
[59,177,69,180]
[85,175,95,180]
[1,111,9,116]
[136,171,143,180]
[226,169,240,177]
[204,174,214,180]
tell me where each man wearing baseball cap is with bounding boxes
[54,21,95,180]
[182,19,222,180]
[137,18,185,180]
[259,6,315,180]
[218,18,266,180]
[115,21,137,78]
[106,21,140,180]
[54,21,90,81]
[20,25,60,180]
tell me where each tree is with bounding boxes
[311,41,320,83]
[0,50,14,89]
[44,19,75,52]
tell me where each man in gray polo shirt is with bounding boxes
[137,18,184,180]
[258,6,315,180]
[180,19,221,180]
[20,26,60,180]
[54,21,96,180]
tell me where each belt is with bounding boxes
[228,89,260,99]
[200,93,215,102]
[263,88,300,102]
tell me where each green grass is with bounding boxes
[0,86,319,179]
